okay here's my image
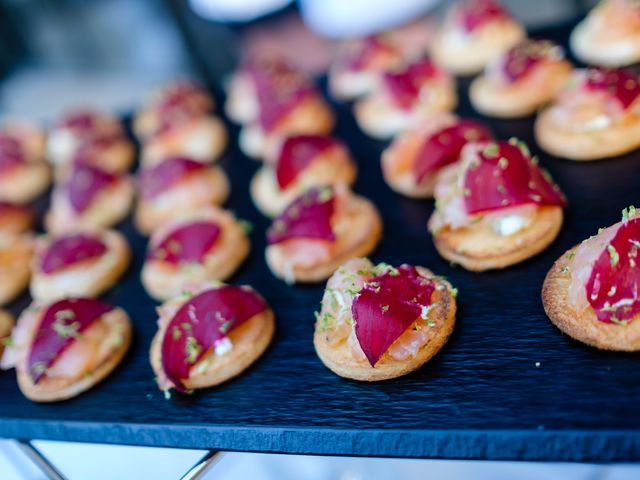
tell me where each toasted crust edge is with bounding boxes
[15,308,132,402]
[314,274,456,381]
[432,206,563,271]
[265,198,383,283]
[542,245,640,351]
[535,108,640,161]
[150,309,275,391]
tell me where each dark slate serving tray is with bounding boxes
[1,21,640,462]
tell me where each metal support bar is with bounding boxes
[180,451,224,480]
[14,439,221,480]
[14,439,68,480]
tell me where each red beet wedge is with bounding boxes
[59,112,98,132]
[41,234,107,274]
[147,221,221,265]
[586,217,640,325]
[158,81,207,116]
[458,0,508,33]
[463,140,566,214]
[341,36,396,72]
[413,120,492,183]
[139,157,206,200]
[27,298,114,383]
[383,59,438,110]
[67,164,118,213]
[267,187,336,245]
[276,135,339,189]
[72,133,120,167]
[352,265,436,366]
[246,59,315,132]
[0,201,31,217]
[0,134,21,156]
[500,40,562,83]
[584,67,640,110]
[161,286,268,391]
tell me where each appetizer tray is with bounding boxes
[1,21,640,462]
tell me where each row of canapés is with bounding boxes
[1,0,640,402]
[317,0,640,161]
[1,204,639,402]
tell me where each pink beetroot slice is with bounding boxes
[458,0,508,32]
[0,133,24,173]
[352,265,436,366]
[41,233,107,274]
[276,135,339,189]
[0,201,31,216]
[58,111,98,132]
[27,298,114,383]
[246,59,315,132]
[148,221,221,265]
[72,133,121,167]
[340,35,397,72]
[161,286,268,391]
[500,40,562,83]
[414,120,492,183]
[158,81,208,115]
[382,59,438,110]
[463,140,566,214]
[267,187,336,245]
[586,217,640,325]
[584,67,640,110]
[139,157,206,199]
[67,163,118,213]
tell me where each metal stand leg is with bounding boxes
[14,440,68,480]
[180,451,224,480]
[14,439,221,480]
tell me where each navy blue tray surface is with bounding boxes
[1,21,639,461]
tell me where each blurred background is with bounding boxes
[0,0,596,120]
[0,0,635,479]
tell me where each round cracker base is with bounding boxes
[150,310,275,391]
[16,310,132,402]
[535,108,640,161]
[542,246,640,351]
[265,200,383,283]
[30,232,131,301]
[314,276,456,381]
[141,233,250,301]
[432,206,563,271]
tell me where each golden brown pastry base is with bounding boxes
[141,209,250,301]
[535,108,640,161]
[238,98,336,160]
[0,309,14,358]
[45,178,135,234]
[30,230,131,301]
[432,206,563,271]
[469,62,572,118]
[250,150,357,217]
[16,308,132,402]
[134,167,230,235]
[140,116,228,167]
[150,310,275,391]
[0,162,51,204]
[265,196,383,283]
[0,207,34,236]
[314,272,456,381]
[431,21,525,75]
[542,246,640,351]
[570,20,640,67]
[354,87,457,141]
[0,236,33,306]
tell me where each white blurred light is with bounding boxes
[190,0,293,22]
[299,0,439,38]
